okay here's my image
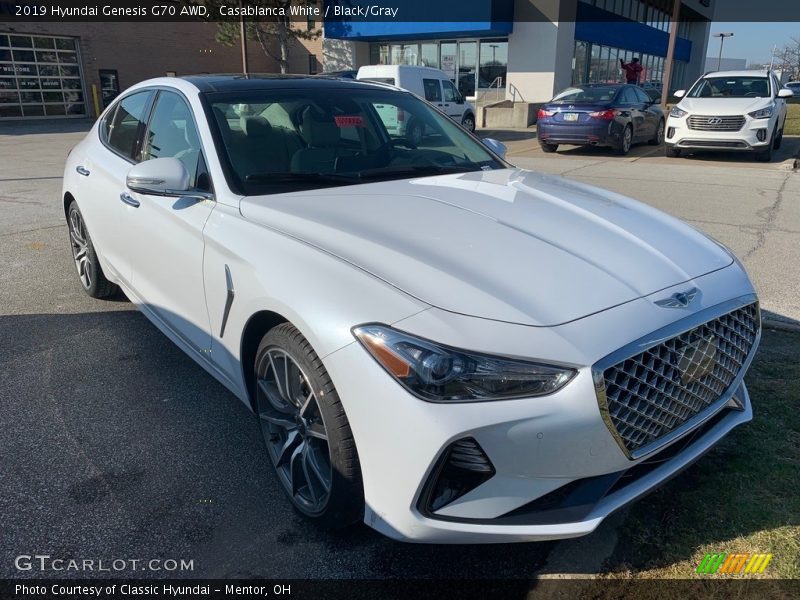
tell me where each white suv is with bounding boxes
[665,70,793,161]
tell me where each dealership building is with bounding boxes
[0,16,322,120]
[0,0,715,121]
[323,0,715,103]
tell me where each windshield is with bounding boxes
[551,86,619,103]
[688,76,771,98]
[204,88,502,195]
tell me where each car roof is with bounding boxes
[703,70,770,78]
[179,73,386,93]
[572,83,626,88]
[358,65,445,74]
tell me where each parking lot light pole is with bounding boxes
[239,0,249,76]
[661,0,681,108]
[714,33,735,71]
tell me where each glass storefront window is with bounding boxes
[369,38,509,98]
[0,34,86,118]
[479,40,507,89]
[439,42,457,79]
[456,41,477,97]
[390,44,418,66]
[420,43,438,68]
[573,40,687,89]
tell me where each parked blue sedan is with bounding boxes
[536,84,665,155]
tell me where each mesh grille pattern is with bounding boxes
[687,115,746,131]
[602,303,758,455]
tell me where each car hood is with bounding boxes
[677,97,771,115]
[240,169,732,327]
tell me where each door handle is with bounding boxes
[443,103,450,107]
[119,192,140,208]
[76,165,90,176]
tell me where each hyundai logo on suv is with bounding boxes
[707,117,723,125]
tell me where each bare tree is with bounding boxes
[201,0,321,74]
[773,36,800,79]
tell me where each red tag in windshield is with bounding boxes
[334,115,364,127]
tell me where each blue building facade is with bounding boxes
[322,0,713,102]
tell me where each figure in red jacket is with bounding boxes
[620,57,643,85]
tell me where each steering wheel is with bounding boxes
[375,138,417,154]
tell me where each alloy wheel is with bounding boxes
[622,127,632,153]
[68,208,92,289]
[463,116,475,132]
[256,347,332,515]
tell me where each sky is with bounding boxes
[710,22,799,65]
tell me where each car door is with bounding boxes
[124,89,215,351]
[633,86,659,138]
[619,86,647,140]
[773,75,788,127]
[422,77,443,109]
[441,79,465,121]
[83,89,154,286]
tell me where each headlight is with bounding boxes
[748,105,774,119]
[352,324,576,402]
[669,106,688,118]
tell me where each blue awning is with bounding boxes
[324,0,513,41]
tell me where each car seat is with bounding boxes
[290,106,346,173]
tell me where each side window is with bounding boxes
[422,78,442,102]
[106,91,152,160]
[442,79,459,103]
[141,91,203,188]
[634,87,651,103]
[620,88,638,105]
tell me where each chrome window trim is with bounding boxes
[592,294,761,461]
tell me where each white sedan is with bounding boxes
[62,75,760,543]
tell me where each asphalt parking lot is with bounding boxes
[0,120,798,580]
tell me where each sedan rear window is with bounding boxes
[552,86,619,103]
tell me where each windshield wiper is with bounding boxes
[349,163,484,180]
[245,172,358,184]
[244,164,484,186]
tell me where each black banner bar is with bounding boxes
[2,579,800,600]
[1,0,800,23]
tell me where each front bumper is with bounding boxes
[323,264,758,543]
[665,114,775,151]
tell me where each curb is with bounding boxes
[762,317,800,333]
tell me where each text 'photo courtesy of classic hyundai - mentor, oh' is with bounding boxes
[62,75,761,543]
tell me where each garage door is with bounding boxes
[0,33,87,118]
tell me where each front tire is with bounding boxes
[665,145,681,158]
[773,126,783,150]
[461,112,476,132]
[756,128,775,162]
[254,323,363,528]
[649,119,665,146]
[67,200,118,299]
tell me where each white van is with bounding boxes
[356,65,477,140]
